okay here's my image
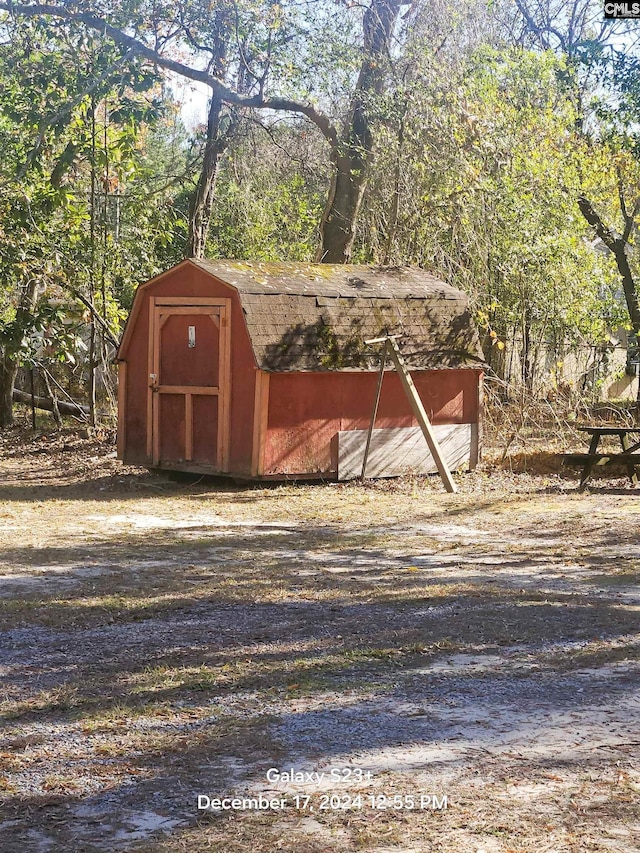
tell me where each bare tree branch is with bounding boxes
[63,285,120,349]
[0,2,339,146]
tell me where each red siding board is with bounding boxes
[123,302,151,463]
[263,369,480,476]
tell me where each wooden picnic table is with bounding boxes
[562,426,640,487]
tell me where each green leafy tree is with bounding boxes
[0,16,184,425]
[504,0,640,399]
[361,46,622,389]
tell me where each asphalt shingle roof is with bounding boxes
[192,260,484,371]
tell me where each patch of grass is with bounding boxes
[340,647,399,662]
[40,775,89,794]
[0,684,81,720]
[0,591,208,630]
[0,752,26,772]
[78,702,176,732]
[130,665,222,694]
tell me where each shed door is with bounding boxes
[148,298,230,470]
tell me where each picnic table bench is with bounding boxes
[561,426,640,487]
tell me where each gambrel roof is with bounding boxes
[193,260,484,371]
[119,259,485,371]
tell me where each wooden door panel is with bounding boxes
[149,299,230,469]
[158,394,186,463]
[159,313,220,387]
[192,395,219,466]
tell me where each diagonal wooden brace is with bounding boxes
[364,335,457,493]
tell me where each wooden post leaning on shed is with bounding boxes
[364,335,458,493]
[361,339,388,480]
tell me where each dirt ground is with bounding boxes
[0,423,638,852]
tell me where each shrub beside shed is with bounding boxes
[116,260,485,480]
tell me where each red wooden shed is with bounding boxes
[116,260,485,480]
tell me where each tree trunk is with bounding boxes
[318,0,407,263]
[0,279,40,429]
[318,139,371,263]
[12,388,89,416]
[577,194,640,416]
[577,195,640,336]
[187,94,233,259]
[609,241,640,333]
[382,98,407,264]
[0,351,17,428]
[88,316,97,428]
[522,309,533,390]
